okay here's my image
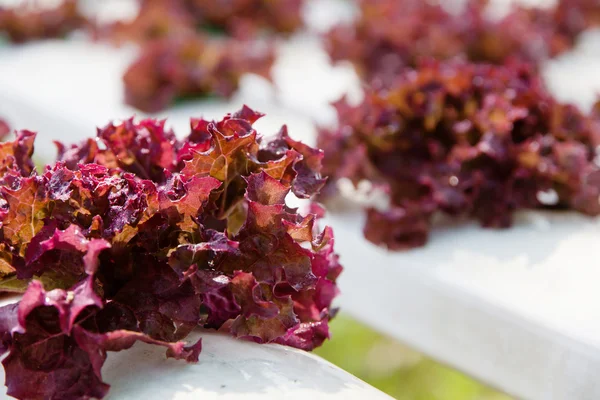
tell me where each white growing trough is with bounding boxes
[0,295,391,400]
[2,0,600,399]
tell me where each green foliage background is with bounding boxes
[315,315,513,400]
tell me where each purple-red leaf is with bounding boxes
[0,0,87,43]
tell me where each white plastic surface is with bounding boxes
[3,2,600,400]
[0,299,391,400]
[101,329,390,400]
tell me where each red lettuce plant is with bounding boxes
[100,0,197,45]
[182,0,304,36]
[104,0,304,43]
[0,0,87,43]
[0,107,341,399]
[102,0,282,112]
[123,35,275,112]
[318,60,600,250]
[325,0,598,83]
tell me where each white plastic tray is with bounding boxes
[0,296,391,400]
